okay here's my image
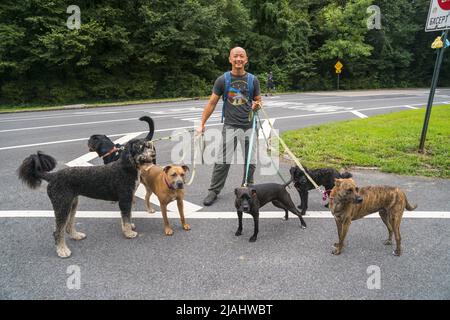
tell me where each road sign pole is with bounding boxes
[419,29,448,153]
[337,73,340,90]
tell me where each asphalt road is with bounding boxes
[0,89,449,300]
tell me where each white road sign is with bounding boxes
[426,0,450,32]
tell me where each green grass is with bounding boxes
[281,105,450,178]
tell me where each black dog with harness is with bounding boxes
[88,116,156,164]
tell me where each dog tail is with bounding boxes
[405,198,418,211]
[139,116,155,141]
[17,151,56,189]
[339,171,352,179]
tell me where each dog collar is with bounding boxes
[101,147,120,159]
[164,175,175,190]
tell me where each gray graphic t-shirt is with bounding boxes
[213,72,261,129]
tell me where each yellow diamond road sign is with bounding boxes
[335,61,343,70]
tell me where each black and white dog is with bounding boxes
[88,116,156,164]
[18,137,156,258]
[289,166,352,215]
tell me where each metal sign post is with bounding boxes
[420,0,450,153]
[335,61,343,90]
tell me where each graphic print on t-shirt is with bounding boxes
[227,80,248,106]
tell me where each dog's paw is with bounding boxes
[331,248,341,255]
[131,223,136,230]
[164,228,174,236]
[300,224,307,229]
[183,223,191,231]
[147,207,156,214]
[235,230,242,236]
[383,239,392,245]
[56,246,72,258]
[392,249,401,256]
[124,230,138,239]
[71,232,86,241]
[249,236,257,242]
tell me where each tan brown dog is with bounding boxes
[329,178,417,256]
[140,164,191,235]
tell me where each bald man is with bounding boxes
[197,47,262,206]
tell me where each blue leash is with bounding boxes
[243,112,257,186]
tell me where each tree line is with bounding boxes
[0,0,448,105]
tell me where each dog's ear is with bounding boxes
[121,139,140,165]
[355,187,359,193]
[234,188,239,196]
[181,165,189,173]
[163,165,172,174]
[334,178,342,187]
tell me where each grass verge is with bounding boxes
[281,105,450,178]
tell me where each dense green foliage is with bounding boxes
[0,0,448,105]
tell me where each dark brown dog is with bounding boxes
[329,178,417,256]
[140,164,190,235]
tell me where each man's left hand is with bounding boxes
[252,101,262,111]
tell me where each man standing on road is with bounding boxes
[266,71,274,96]
[196,47,262,206]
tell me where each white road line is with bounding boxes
[404,105,419,109]
[0,117,143,133]
[0,108,205,123]
[274,95,432,105]
[180,113,221,121]
[0,102,207,122]
[351,111,368,119]
[150,107,204,114]
[0,112,210,133]
[269,104,425,122]
[0,211,449,219]
[2,103,446,151]
[0,137,89,151]
[0,123,223,151]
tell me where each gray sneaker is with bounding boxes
[203,191,218,206]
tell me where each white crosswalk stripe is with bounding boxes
[1,210,449,219]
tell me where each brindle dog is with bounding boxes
[329,178,417,256]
